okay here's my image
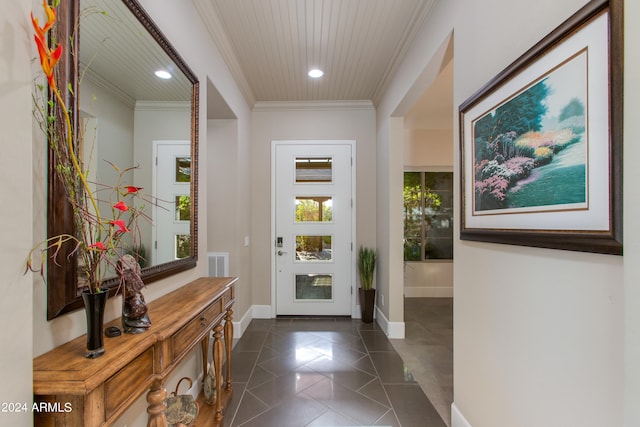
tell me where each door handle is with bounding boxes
[277,250,287,256]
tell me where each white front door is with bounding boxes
[153,141,191,265]
[273,141,355,316]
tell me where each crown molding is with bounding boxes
[82,65,136,109]
[135,101,191,112]
[252,100,375,112]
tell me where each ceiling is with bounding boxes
[79,0,452,127]
[193,0,438,107]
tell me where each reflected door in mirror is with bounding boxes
[154,141,191,265]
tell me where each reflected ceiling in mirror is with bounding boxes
[80,0,192,105]
[47,0,199,319]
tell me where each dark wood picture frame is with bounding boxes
[459,0,622,255]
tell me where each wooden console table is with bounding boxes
[33,276,236,426]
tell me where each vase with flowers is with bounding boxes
[28,1,147,358]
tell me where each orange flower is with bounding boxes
[30,0,56,39]
[33,36,62,89]
[31,1,62,90]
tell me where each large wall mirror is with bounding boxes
[48,0,199,319]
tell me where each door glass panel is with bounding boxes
[175,234,191,259]
[296,235,332,261]
[175,195,191,221]
[295,157,332,182]
[296,274,332,300]
[175,157,191,182]
[295,196,333,222]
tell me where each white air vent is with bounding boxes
[208,252,229,277]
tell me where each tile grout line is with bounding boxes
[356,327,403,427]
[229,329,271,427]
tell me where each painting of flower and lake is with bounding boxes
[472,49,588,215]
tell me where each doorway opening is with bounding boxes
[395,33,454,425]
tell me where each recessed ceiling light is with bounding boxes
[308,68,324,78]
[155,70,172,79]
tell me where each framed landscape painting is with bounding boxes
[459,0,622,255]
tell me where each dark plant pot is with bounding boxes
[82,290,107,359]
[359,288,376,323]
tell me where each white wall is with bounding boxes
[81,78,135,190]
[623,0,640,425]
[404,129,453,168]
[380,0,628,426]
[1,1,33,425]
[404,262,453,297]
[207,117,254,321]
[250,102,377,311]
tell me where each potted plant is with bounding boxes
[358,246,377,323]
[27,1,147,358]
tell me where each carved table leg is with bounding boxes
[212,322,224,421]
[224,308,234,391]
[146,378,168,427]
[201,332,210,382]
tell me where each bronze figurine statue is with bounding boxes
[117,254,151,334]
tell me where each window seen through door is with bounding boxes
[295,196,333,222]
[295,157,332,182]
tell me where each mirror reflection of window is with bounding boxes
[175,157,191,183]
[175,234,191,259]
[175,195,191,221]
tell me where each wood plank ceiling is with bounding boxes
[193,0,436,107]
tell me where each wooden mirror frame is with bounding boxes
[47,0,199,320]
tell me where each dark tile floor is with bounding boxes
[222,317,447,427]
[390,298,454,426]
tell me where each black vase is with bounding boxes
[359,288,376,323]
[82,290,107,358]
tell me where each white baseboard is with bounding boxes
[451,403,473,427]
[187,374,203,401]
[375,307,405,339]
[232,305,272,339]
[404,286,453,298]
[252,305,272,319]
[236,304,407,340]
[233,307,252,338]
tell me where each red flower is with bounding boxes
[89,242,106,251]
[113,201,129,212]
[110,219,130,233]
[125,186,143,194]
